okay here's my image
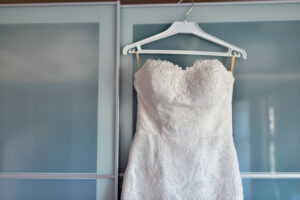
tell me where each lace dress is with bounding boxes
[121,59,244,200]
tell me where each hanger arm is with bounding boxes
[192,28,247,59]
[123,26,177,55]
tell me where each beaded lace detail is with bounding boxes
[121,59,244,200]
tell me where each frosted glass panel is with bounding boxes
[0,179,96,200]
[243,179,300,200]
[125,21,300,172]
[97,179,114,200]
[0,24,99,172]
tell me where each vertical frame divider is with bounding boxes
[95,3,117,200]
[96,16,102,200]
[115,1,121,200]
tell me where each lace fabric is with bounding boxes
[121,59,244,200]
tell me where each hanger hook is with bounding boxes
[178,0,194,22]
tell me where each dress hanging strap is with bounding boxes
[230,54,236,73]
[136,52,141,70]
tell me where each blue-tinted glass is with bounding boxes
[0,24,99,172]
[243,179,300,200]
[0,179,96,200]
[131,21,300,172]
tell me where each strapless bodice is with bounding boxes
[134,59,235,138]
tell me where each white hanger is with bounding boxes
[123,0,247,59]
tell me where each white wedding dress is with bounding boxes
[121,59,244,200]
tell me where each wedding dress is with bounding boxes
[121,59,244,200]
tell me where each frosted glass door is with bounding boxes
[119,3,300,199]
[0,4,116,200]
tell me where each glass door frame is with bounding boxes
[0,1,120,200]
[119,0,300,181]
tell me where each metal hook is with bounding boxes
[178,0,194,22]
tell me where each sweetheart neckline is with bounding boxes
[138,58,235,81]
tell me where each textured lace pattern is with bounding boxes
[121,59,244,200]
